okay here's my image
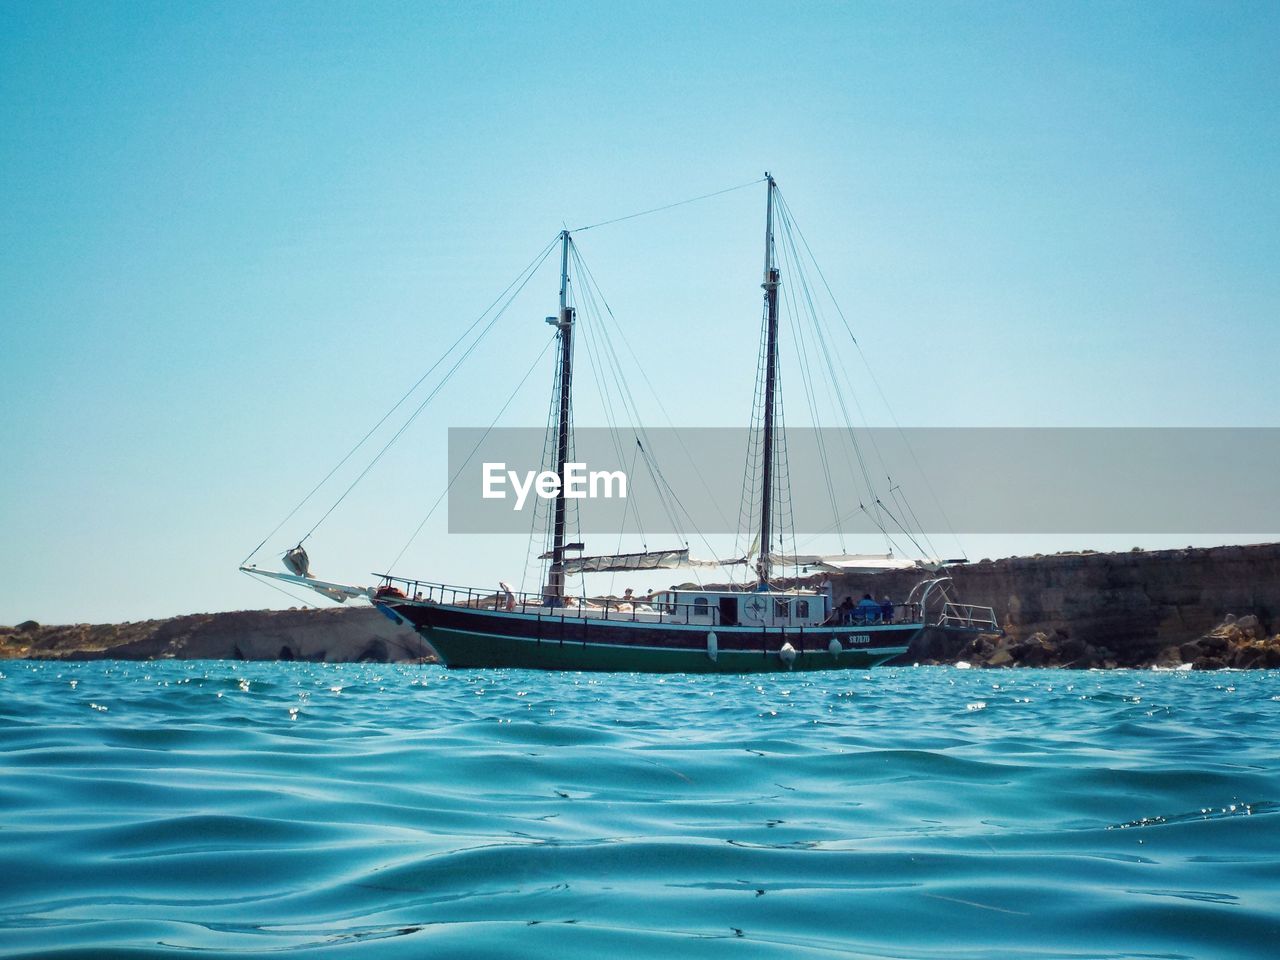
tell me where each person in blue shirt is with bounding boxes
[855,594,881,624]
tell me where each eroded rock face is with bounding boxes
[838,543,1280,669]
[0,607,433,663]
[911,629,1120,670]
[1154,614,1280,671]
[905,619,1280,671]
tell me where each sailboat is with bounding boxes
[242,175,996,672]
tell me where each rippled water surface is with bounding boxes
[2,662,1278,959]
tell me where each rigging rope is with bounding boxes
[775,190,962,561]
[242,234,561,566]
[386,333,560,573]
[872,498,932,558]
[570,243,650,546]
[250,176,961,594]
[294,239,559,549]
[570,242,727,576]
[776,227,847,554]
[773,196,887,546]
[735,284,772,580]
[519,327,566,597]
[239,568,319,609]
[571,177,765,233]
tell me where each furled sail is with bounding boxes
[763,552,936,575]
[239,565,371,603]
[283,545,311,578]
[561,548,727,576]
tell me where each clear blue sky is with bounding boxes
[2,1,1277,624]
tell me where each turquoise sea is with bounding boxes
[1,662,1277,959]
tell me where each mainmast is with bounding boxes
[757,174,780,588]
[545,229,574,604]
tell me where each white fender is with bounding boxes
[828,637,842,657]
[706,631,718,661]
[779,642,797,669]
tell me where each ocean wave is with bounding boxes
[2,662,1278,958]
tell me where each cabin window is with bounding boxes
[774,599,789,618]
[796,600,810,619]
[694,597,709,617]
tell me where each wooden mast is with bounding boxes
[546,229,574,603]
[757,174,779,588]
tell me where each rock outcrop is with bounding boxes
[1152,614,1280,671]
[917,629,1122,670]
[826,542,1280,668]
[0,607,433,663]
[921,615,1280,671]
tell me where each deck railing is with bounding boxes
[371,574,925,628]
[372,575,724,625]
[938,601,1000,631]
[906,576,1000,632]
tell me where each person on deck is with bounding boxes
[836,596,855,624]
[855,594,881,624]
[880,595,894,624]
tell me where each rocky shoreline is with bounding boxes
[851,541,1280,669]
[4,543,1278,668]
[906,613,1280,670]
[0,607,433,664]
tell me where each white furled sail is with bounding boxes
[239,565,372,604]
[764,553,936,575]
[561,548,728,576]
[283,545,311,578]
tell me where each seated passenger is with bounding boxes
[855,594,881,624]
[879,595,894,623]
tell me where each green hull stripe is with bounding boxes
[422,625,914,673]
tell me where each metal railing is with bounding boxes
[371,574,925,629]
[907,577,996,631]
[372,574,725,626]
[938,601,1000,631]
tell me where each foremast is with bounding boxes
[545,229,574,604]
[757,174,780,588]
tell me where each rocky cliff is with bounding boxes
[826,542,1280,668]
[0,607,433,663]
